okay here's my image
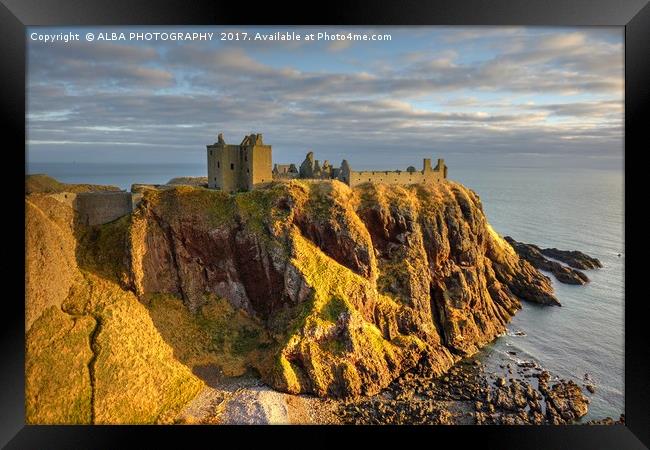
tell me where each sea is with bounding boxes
[453,165,624,422]
[26,161,624,421]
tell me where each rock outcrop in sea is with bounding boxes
[504,237,601,285]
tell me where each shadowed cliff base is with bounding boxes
[25,176,602,423]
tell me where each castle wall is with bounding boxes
[226,145,242,191]
[273,171,299,180]
[247,145,273,190]
[48,191,133,226]
[208,144,241,192]
[341,158,447,188]
[273,162,298,180]
[207,144,220,189]
[207,145,216,188]
[75,192,133,226]
[47,192,77,209]
[347,169,445,188]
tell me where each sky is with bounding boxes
[26,26,624,170]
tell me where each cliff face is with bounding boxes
[25,193,203,424]
[26,177,560,424]
[126,180,557,398]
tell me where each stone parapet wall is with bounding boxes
[75,192,133,226]
[272,172,300,180]
[47,191,133,226]
[347,169,445,188]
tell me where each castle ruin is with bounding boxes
[280,151,448,188]
[339,157,448,188]
[207,132,447,191]
[272,163,299,179]
[207,133,273,192]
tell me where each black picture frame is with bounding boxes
[2,0,647,447]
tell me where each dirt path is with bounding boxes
[175,365,341,425]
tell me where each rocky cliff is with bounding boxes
[26,177,561,423]
[125,180,557,399]
[25,192,203,424]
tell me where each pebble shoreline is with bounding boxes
[339,357,623,425]
[176,358,624,425]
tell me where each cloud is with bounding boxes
[26,27,623,167]
[29,40,175,91]
[532,100,623,118]
[30,40,158,62]
[165,46,280,76]
[327,39,352,52]
[440,27,527,43]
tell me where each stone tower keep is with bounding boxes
[207,132,273,192]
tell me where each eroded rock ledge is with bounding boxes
[540,247,603,270]
[504,237,601,285]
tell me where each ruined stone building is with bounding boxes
[296,151,339,180]
[207,132,447,191]
[272,163,299,179]
[291,151,448,187]
[207,133,273,192]
[341,157,447,187]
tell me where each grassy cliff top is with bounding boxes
[166,176,208,186]
[26,174,122,194]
